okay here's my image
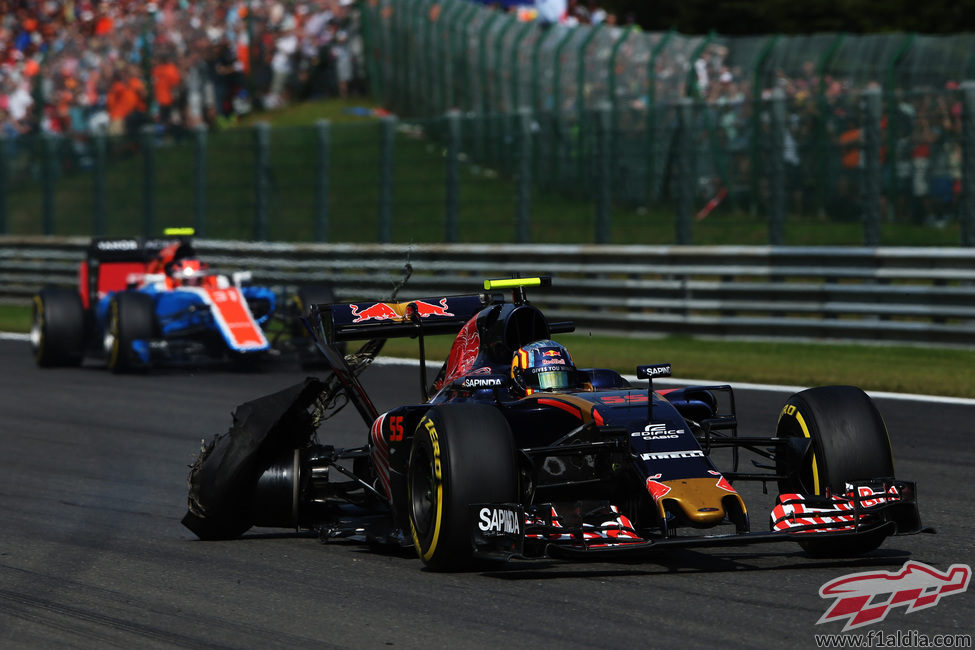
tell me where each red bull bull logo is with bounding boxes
[350,299,454,324]
[350,303,399,323]
[818,561,970,631]
[709,470,738,493]
[645,474,671,501]
[411,298,454,318]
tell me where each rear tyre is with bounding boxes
[407,403,518,571]
[105,292,157,373]
[181,378,325,541]
[31,287,86,367]
[775,385,895,556]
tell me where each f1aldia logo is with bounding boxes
[818,561,970,631]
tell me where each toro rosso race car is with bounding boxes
[182,277,925,570]
[30,231,333,371]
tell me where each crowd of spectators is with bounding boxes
[0,0,365,147]
[666,40,965,225]
[0,0,965,226]
[504,0,633,27]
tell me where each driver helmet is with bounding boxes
[510,339,579,396]
[168,259,205,286]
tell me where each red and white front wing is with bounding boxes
[771,483,904,534]
[524,504,643,547]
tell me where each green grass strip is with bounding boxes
[7,304,967,398]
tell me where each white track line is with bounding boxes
[372,356,975,406]
[6,331,971,406]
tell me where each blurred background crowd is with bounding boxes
[678,41,964,225]
[0,0,967,228]
[0,0,366,141]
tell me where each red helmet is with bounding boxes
[168,259,205,285]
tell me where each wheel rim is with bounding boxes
[799,452,819,494]
[29,304,43,353]
[409,445,437,538]
[780,423,820,494]
[105,302,120,366]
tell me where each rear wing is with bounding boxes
[87,235,195,263]
[80,233,196,308]
[309,276,566,345]
[312,294,488,344]
[305,276,567,426]
[302,291,490,428]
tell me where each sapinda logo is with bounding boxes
[477,507,521,535]
[818,561,970,631]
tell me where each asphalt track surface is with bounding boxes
[0,338,972,649]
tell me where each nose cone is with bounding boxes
[648,477,747,528]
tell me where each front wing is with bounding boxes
[470,479,924,561]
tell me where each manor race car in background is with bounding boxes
[30,231,333,371]
[181,277,925,570]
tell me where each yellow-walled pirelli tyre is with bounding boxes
[775,385,895,556]
[105,292,157,373]
[31,287,85,367]
[407,403,518,571]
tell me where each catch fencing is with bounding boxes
[5,8,975,245]
[361,0,975,245]
[2,99,975,248]
[3,236,974,346]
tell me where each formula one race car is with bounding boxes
[181,277,925,570]
[30,231,333,371]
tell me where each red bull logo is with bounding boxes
[645,474,671,501]
[709,470,738,493]
[350,303,399,323]
[542,349,561,357]
[411,298,454,318]
[350,299,454,323]
[818,561,970,630]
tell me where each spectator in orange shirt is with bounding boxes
[93,2,114,37]
[105,65,147,137]
[152,53,182,133]
[106,70,137,135]
[125,64,148,135]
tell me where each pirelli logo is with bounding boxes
[640,450,705,460]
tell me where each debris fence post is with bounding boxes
[314,119,331,243]
[193,125,207,237]
[253,122,271,241]
[378,115,396,243]
[445,110,461,243]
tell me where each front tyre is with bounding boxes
[408,404,518,571]
[31,286,86,367]
[776,385,895,556]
